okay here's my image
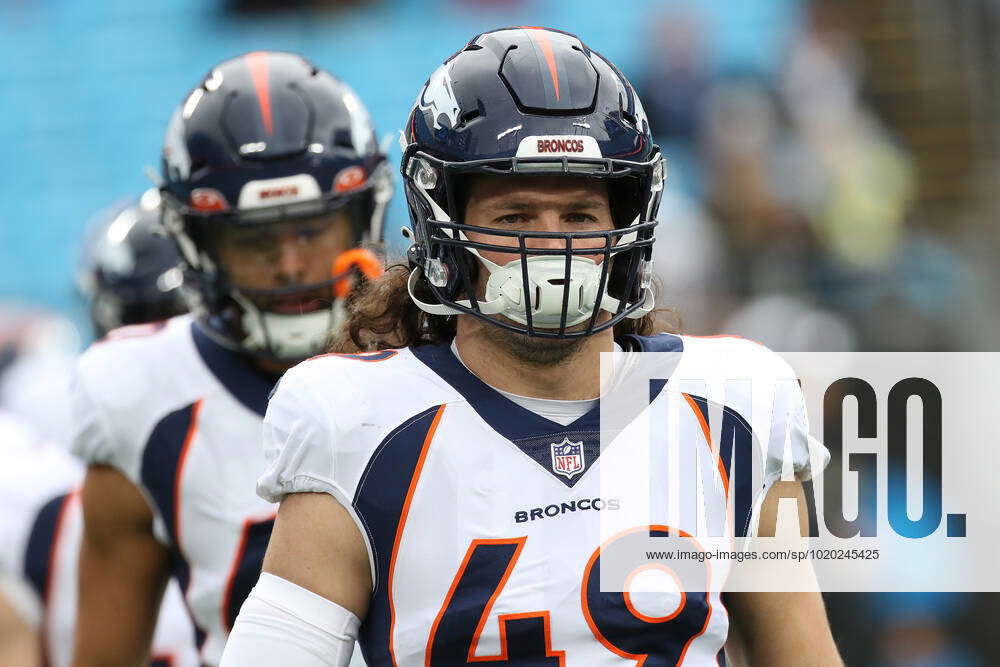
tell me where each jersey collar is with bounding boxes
[191,321,277,417]
[409,342,600,441]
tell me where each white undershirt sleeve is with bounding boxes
[219,572,361,667]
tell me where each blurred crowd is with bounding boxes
[637,2,997,665]
[644,2,985,353]
[2,0,998,664]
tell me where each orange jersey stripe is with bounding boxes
[682,393,730,497]
[173,399,203,546]
[389,404,446,666]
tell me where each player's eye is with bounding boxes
[294,224,325,241]
[494,214,527,225]
[230,231,273,251]
[565,212,598,224]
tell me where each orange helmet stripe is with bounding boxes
[245,51,274,135]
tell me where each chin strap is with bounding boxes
[331,247,383,299]
[407,267,503,317]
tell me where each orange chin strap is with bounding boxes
[331,248,384,299]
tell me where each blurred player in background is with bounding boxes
[70,51,390,666]
[76,188,189,339]
[223,27,841,666]
[0,413,82,667]
[0,193,196,666]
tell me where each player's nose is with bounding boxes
[526,212,572,250]
[274,233,308,282]
[525,211,607,260]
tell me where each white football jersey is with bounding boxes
[259,334,827,666]
[70,315,281,665]
[0,411,197,667]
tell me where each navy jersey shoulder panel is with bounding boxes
[140,401,198,546]
[138,399,207,649]
[191,321,276,417]
[23,492,72,603]
[223,517,275,633]
[409,343,599,438]
[353,404,443,666]
[619,332,684,353]
[684,394,757,538]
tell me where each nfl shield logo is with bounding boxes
[550,438,585,480]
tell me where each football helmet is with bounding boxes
[160,51,391,361]
[77,188,188,338]
[402,27,663,338]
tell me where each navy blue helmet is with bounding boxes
[401,27,663,338]
[77,189,188,338]
[160,51,392,361]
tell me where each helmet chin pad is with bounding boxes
[481,255,599,328]
[477,253,653,329]
[231,291,344,361]
[407,249,654,335]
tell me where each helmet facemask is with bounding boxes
[403,149,663,339]
[162,180,387,362]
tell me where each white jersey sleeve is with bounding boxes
[779,375,828,482]
[0,413,79,633]
[68,366,123,470]
[746,341,829,484]
[257,350,449,510]
[675,335,830,484]
[257,364,343,504]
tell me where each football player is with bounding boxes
[76,188,188,339]
[0,194,197,667]
[70,52,390,666]
[0,416,198,667]
[223,29,842,666]
[0,413,84,667]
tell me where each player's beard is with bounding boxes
[466,255,611,366]
[479,323,584,367]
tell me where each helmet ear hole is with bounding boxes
[607,176,643,229]
[333,129,354,149]
[606,250,642,305]
[344,193,374,245]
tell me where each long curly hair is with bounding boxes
[329,262,677,353]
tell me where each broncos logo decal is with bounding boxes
[418,62,462,130]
